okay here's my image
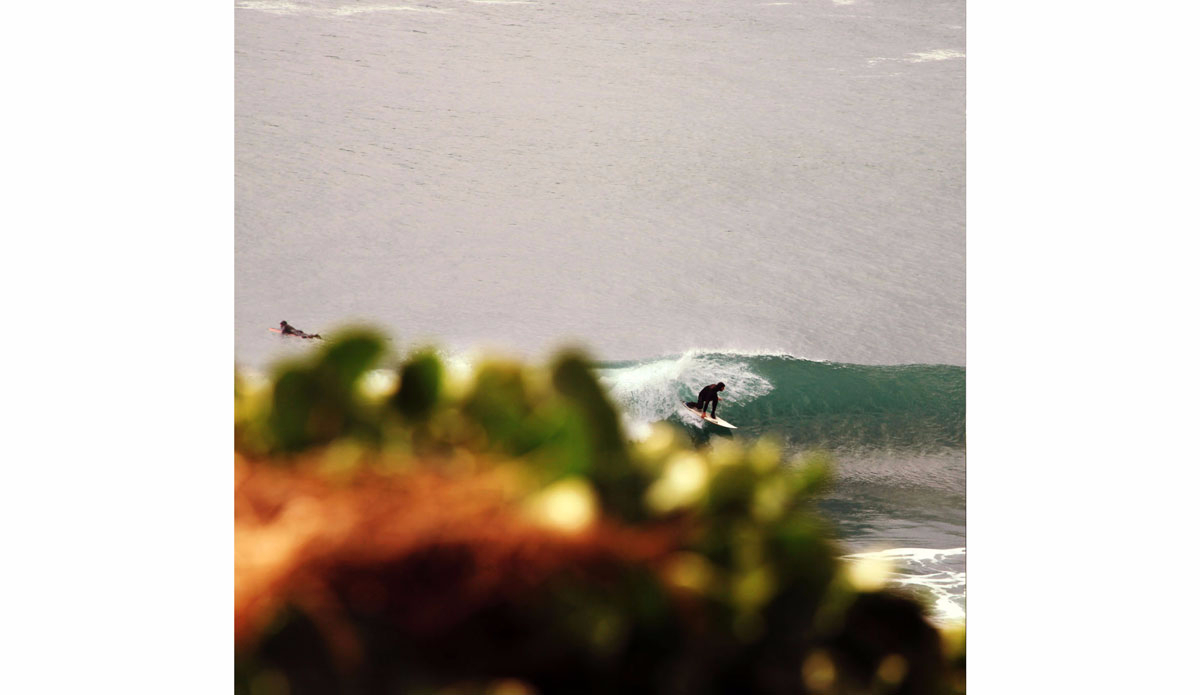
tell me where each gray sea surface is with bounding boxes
[235,0,964,369]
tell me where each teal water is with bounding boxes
[601,353,964,449]
[597,350,966,622]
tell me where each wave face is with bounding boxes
[596,351,965,450]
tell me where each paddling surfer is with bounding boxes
[279,320,322,339]
[693,382,725,418]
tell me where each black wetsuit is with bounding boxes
[280,322,320,339]
[696,384,722,417]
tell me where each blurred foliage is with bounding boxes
[235,330,965,695]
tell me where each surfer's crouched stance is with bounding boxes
[280,320,322,340]
[689,382,725,417]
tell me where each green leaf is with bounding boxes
[393,351,443,421]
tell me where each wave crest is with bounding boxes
[598,351,965,448]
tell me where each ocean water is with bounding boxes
[236,0,965,622]
[596,351,965,622]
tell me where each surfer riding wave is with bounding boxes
[687,382,725,418]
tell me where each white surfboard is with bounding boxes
[682,402,737,429]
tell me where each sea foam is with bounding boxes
[843,547,966,624]
[597,350,775,440]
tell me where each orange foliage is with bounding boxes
[235,455,683,667]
